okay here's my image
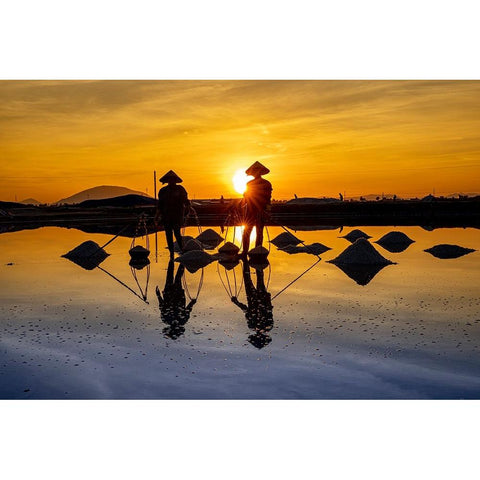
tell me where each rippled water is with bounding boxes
[0,225,479,399]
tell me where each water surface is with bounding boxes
[1,225,479,399]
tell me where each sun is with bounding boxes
[232,168,253,194]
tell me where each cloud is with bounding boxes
[1,80,480,201]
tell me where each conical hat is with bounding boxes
[159,170,183,183]
[245,161,270,176]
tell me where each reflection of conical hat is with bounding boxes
[159,170,182,183]
[245,161,270,176]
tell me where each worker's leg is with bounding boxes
[255,220,264,247]
[242,224,253,255]
[164,226,174,257]
[173,225,183,252]
[166,259,175,284]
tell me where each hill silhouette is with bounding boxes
[55,185,150,205]
[78,194,156,208]
[20,198,42,205]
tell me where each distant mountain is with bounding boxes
[20,198,42,205]
[78,194,156,208]
[55,186,151,205]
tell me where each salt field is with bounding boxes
[1,225,479,399]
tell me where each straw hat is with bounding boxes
[245,161,270,176]
[159,170,183,183]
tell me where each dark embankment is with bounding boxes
[1,195,479,236]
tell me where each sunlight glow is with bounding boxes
[232,168,253,194]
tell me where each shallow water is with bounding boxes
[0,225,479,399]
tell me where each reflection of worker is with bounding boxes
[155,170,190,258]
[155,260,196,339]
[231,258,273,349]
[241,161,272,256]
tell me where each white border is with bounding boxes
[1,1,479,478]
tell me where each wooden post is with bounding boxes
[154,170,158,262]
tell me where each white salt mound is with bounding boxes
[196,229,224,243]
[248,245,269,257]
[62,241,109,270]
[183,239,203,252]
[270,232,302,247]
[219,259,240,270]
[173,236,193,252]
[279,244,300,254]
[375,231,414,245]
[175,250,214,271]
[129,245,150,260]
[218,241,240,255]
[63,241,105,259]
[279,242,330,255]
[249,258,269,270]
[304,242,331,255]
[341,229,371,242]
[328,238,393,265]
[424,244,475,259]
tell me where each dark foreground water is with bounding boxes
[0,225,479,399]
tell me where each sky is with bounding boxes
[1,80,479,203]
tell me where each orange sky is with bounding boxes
[1,80,479,203]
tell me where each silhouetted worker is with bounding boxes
[155,170,190,258]
[155,260,196,340]
[241,161,272,255]
[231,258,273,349]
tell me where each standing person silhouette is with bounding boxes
[231,258,274,349]
[155,260,196,339]
[154,170,190,258]
[240,161,272,256]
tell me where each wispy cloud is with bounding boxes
[1,80,479,201]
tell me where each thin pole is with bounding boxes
[154,170,158,262]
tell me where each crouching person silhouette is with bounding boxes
[156,260,196,340]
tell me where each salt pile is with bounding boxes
[279,242,330,255]
[375,231,415,253]
[129,257,150,270]
[129,245,149,254]
[334,263,389,286]
[172,236,193,252]
[279,244,300,254]
[218,241,240,258]
[183,239,203,252]
[340,229,371,243]
[196,229,224,249]
[328,238,394,265]
[248,245,269,260]
[218,258,240,270]
[376,231,414,246]
[175,250,215,273]
[62,241,109,270]
[248,258,269,270]
[129,245,150,260]
[424,244,476,259]
[270,232,302,247]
